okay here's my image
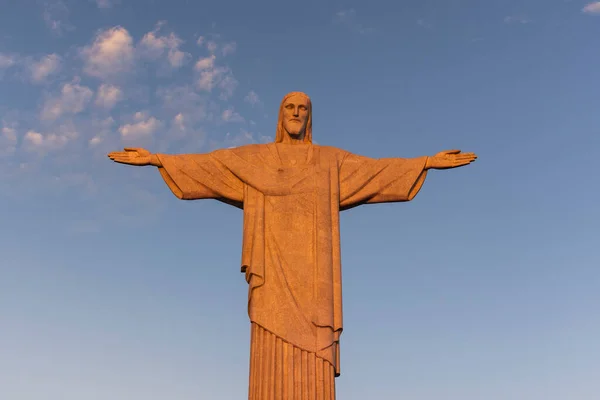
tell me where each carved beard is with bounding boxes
[284,122,306,139]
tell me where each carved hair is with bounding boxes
[275,92,312,144]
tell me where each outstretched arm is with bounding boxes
[338,152,428,210]
[338,149,477,210]
[108,147,244,207]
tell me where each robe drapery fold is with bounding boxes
[155,144,428,381]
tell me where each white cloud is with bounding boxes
[24,123,78,152]
[168,49,188,68]
[194,35,238,96]
[95,84,123,109]
[0,53,17,69]
[194,55,238,99]
[504,15,531,24]
[195,54,215,70]
[24,130,44,146]
[221,108,244,123]
[163,112,189,142]
[244,91,260,106]
[28,54,62,83]
[173,113,185,130]
[2,127,17,143]
[583,2,600,14]
[81,26,134,80]
[41,80,93,121]
[138,23,190,68]
[118,113,162,138]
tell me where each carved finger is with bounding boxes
[111,156,133,163]
[456,156,475,162]
[111,159,132,164]
[124,147,141,152]
[109,151,131,157]
[454,160,470,167]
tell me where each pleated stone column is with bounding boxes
[248,323,336,400]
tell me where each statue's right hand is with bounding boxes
[107,147,152,166]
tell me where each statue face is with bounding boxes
[281,94,309,139]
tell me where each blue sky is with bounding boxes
[1,0,599,399]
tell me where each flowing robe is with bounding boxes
[155,143,428,399]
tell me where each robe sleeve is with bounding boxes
[338,152,428,210]
[155,151,244,209]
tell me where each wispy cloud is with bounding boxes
[156,84,212,123]
[2,20,265,209]
[196,36,218,53]
[28,54,62,83]
[194,54,238,100]
[221,42,237,56]
[503,15,531,24]
[42,0,73,36]
[0,53,18,69]
[88,117,115,147]
[333,9,374,34]
[173,113,185,131]
[41,79,93,121]
[0,53,62,83]
[23,122,78,153]
[217,129,255,150]
[244,91,261,106]
[138,22,191,68]
[95,0,117,8]
[582,2,600,15]
[416,19,433,29]
[118,111,163,139]
[1,122,18,156]
[95,84,123,110]
[80,26,135,80]
[221,107,245,123]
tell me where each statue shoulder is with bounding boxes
[213,143,270,161]
[315,144,352,161]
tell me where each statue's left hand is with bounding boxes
[425,150,477,170]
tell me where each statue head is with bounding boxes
[275,91,312,144]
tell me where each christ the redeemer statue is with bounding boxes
[108,92,477,400]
